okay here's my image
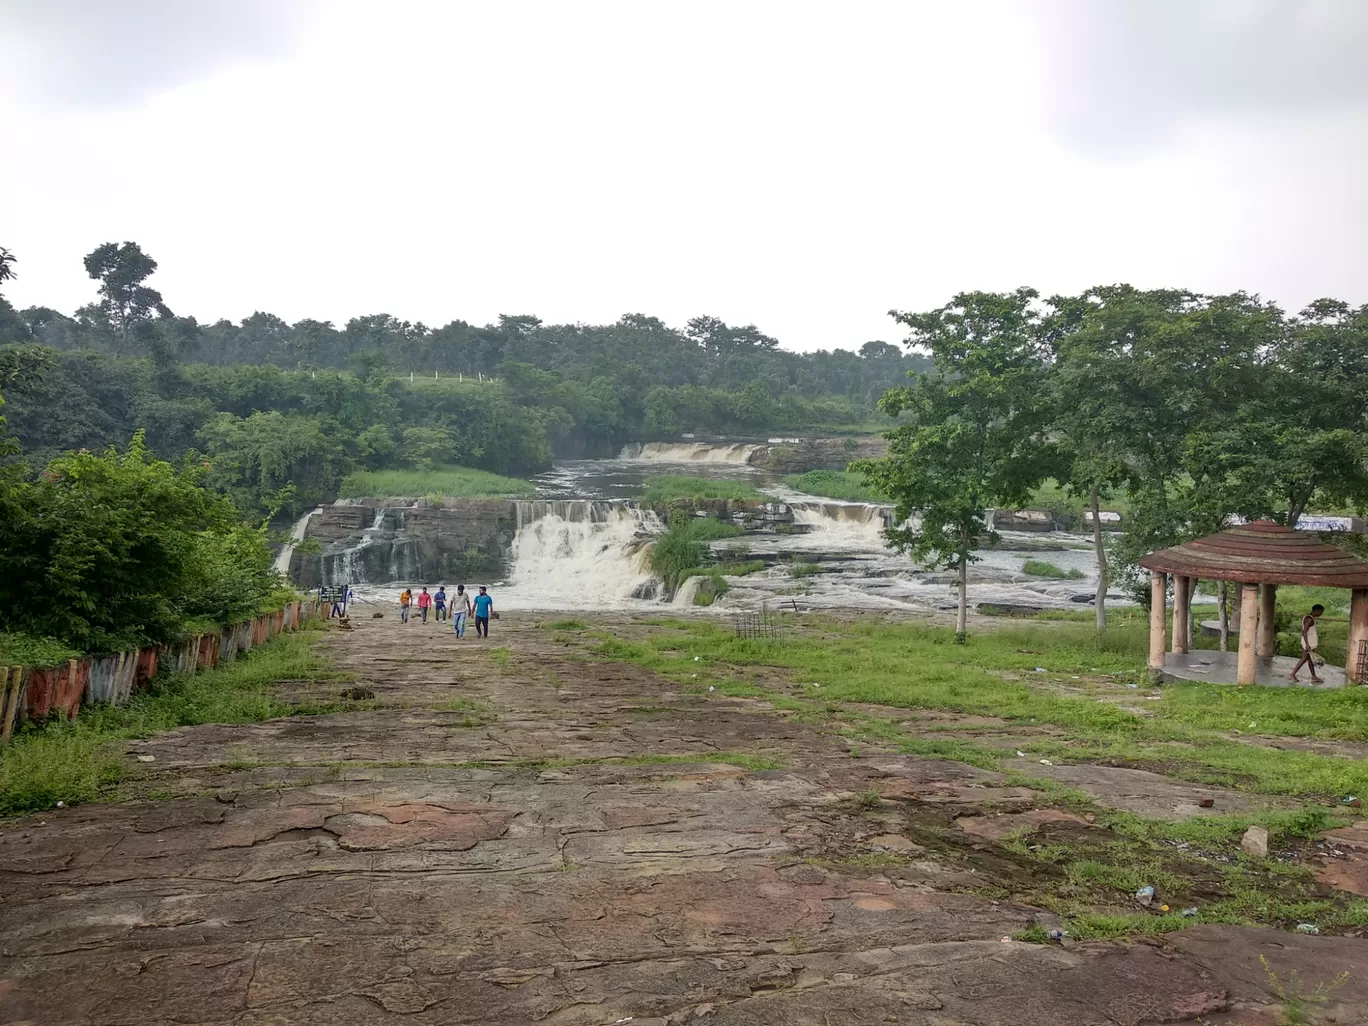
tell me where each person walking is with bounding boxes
[452,585,470,638]
[417,586,433,623]
[472,585,493,638]
[1290,604,1327,684]
[399,588,413,624]
[434,586,448,622]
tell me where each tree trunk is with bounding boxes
[1218,580,1229,652]
[1091,485,1106,634]
[956,527,969,640]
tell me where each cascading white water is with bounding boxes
[273,508,317,575]
[507,500,663,608]
[788,502,890,551]
[325,507,388,587]
[618,441,764,464]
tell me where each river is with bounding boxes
[308,442,1113,617]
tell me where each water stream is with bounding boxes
[311,450,1113,614]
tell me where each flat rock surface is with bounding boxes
[0,616,1360,1024]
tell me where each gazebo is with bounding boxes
[1139,520,1368,686]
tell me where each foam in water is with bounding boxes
[506,500,663,608]
[618,441,763,464]
[325,507,388,587]
[273,508,317,575]
[788,502,889,552]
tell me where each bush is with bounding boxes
[649,518,745,592]
[1022,559,1085,580]
[784,470,888,502]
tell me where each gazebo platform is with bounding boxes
[1160,651,1349,689]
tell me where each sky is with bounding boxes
[1,0,1365,352]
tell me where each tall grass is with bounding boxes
[639,476,766,502]
[338,465,535,499]
[784,470,889,502]
[1022,559,1084,580]
[648,518,745,591]
[0,631,344,816]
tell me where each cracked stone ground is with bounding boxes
[3,616,1367,1025]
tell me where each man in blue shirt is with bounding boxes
[433,586,448,622]
[472,586,494,638]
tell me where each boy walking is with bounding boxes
[1290,604,1326,684]
[472,586,493,638]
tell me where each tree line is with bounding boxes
[0,241,928,519]
[856,286,1368,638]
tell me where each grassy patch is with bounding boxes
[639,476,766,503]
[584,617,1368,800]
[787,561,826,578]
[545,619,590,631]
[338,465,535,499]
[0,632,346,816]
[649,518,746,592]
[0,633,82,668]
[784,470,888,503]
[1021,559,1084,580]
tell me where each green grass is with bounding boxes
[545,619,590,631]
[1028,478,1129,517]
[338,464,535,499]
[0,633,82,668]
[649,518,746,592]
[0,631,346,816]
[1021,559,1085,580]
[787,561,826,579]
[582,616,1368,801]
[784,470,889,503]
[638,476,766,503]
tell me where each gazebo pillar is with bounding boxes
[1148,571,1168,671]
[1237,583,1260,685]
[1171,575,1190,654]
[1257,584,1278,657]
[1348,589,1368,683]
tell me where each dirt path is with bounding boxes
[2,616,1365,1025]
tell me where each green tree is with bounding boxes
[401,425,459,470]
[853,289,1056,639]
[198,411,352,518]
[83,242,167,352]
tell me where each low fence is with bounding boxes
[0,600,309,740]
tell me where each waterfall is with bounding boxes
[788,502,890,551]
[273,508,317,576]
[617,441,764,464]
[508,500,663,607]
[325,507,388,587]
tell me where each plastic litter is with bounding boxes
[1296,923,1319,935]
[55,801,64,808]
[1248,721,1257,729]
[694,656,700,662]
[136,755,155,763]
[1160,904,1170,912]
[1000,935,1011,943]
[1344,796,1362,808]
[1181,907,1199,917]
[1135,885,1155,907]
[1125,683,1139,689]
[1045,928,1067,943]
[707,685,715,692]
[1016,750,1027,758]
[1039,759,1053,766]
[1034,667,1047,673]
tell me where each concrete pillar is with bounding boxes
[1348,589,1368,683]
[1172,575,1190,654]
[1237,583,1260,686]
[1149,572,1168,671]
[1257,583,1278,657]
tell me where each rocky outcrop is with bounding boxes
[292,498,519,588]
[749,435,888,472]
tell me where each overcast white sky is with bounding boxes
[2,0,1365,351]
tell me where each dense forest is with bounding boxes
[0,241,929,520]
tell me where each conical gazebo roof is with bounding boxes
[1139,520,1368,589]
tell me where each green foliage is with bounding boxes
[785,469,889,502]
[639,475,766,502]
[0,632,338,815]
[1021,559,1084,580]
[198,410,352,519]
[648,518,745,592]
[787,561,825,578]
[0,633,81,668]
[339,465,535,499]
[0,433,281,652]
[854,289,1058,633]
